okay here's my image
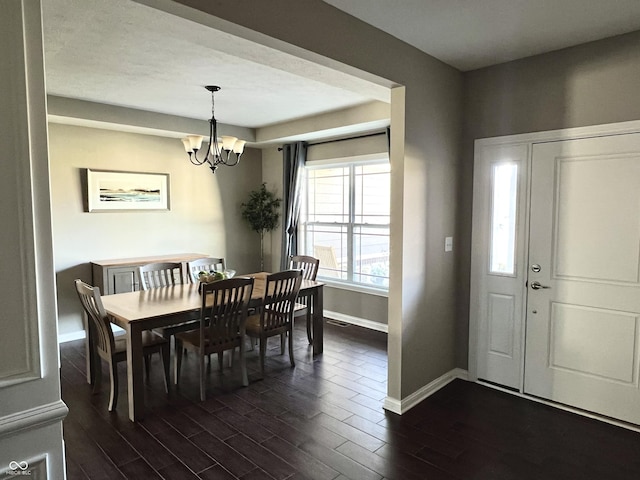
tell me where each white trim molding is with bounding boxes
[475,118,640,147]
[0,400,68,439]
[58,324,125,344]
[322,280,388,297]
[324,310,388,333]
[383,368,469,415]
[58,330,86,344]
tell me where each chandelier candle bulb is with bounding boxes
[221,135,237,150]
[188,135,204,151]
[233,140,246,154]
[181,137,193,153]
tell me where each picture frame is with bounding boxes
[86,169,170,212]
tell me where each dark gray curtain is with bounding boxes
[386,126,391,153]
[280,141,307,270]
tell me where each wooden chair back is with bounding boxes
[289,255,320,281]
[260,270,303,333]
[138,262,184,290]
[187,257,226,283]
[74,279,115,358]
[200,277,254,347]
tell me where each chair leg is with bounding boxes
[199,348,206,402]
[217,352,224,372]
[92,358,102,395]
[239,342,248,387]
[160,343,170,393]
[144,354,151,381]
[306,310,313,344]
[175,339,184,385]
[280,333,285,355]
[108,359,118,411]
[288,326,295,368]
[259,337,266,378]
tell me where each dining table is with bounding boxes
[96,272,324,422]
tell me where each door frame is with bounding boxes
[469,119,640,392]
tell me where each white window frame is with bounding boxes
[300,157,390,295]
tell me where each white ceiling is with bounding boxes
[42,0,640,136]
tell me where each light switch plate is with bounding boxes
[445,236,453,252]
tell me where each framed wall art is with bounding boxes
[86,169,170,212]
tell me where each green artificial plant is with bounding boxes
[241,183,282,270]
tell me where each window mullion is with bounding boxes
[347,164,356,282]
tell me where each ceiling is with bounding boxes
[42,0,640,140]
[324,0,640,71]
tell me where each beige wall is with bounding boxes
[50,123,262,336]
[158,0,463,400]
[260,146,284,272]
[458,30,640,366]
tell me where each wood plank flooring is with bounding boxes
[60,320,640,480]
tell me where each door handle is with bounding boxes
[530,281,551,290]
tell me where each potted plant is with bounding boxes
[241,183,282,271]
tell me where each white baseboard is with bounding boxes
[383,368,469,415]
[58,324,125,344]
[324,310,388,333]
[57,330,85,344]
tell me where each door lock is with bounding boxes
[530,281,551,290]
[531,264,541,273]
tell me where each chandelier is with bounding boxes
[181,86,246,174]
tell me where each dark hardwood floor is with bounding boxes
[60,320,640,480]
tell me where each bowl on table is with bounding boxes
[197,269,236,291]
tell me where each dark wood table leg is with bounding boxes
[312,285,323,355]
[126,323,145,421]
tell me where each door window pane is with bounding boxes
[490,163,518,275]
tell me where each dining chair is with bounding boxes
[289,255,320,344]
[138,261,185,290]
[74,279,170,411]
[174,277,254,400]
[245,269,303,378]
[138,261,202,379]
[186,257,226,283]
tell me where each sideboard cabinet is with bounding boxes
[91,253,208,294]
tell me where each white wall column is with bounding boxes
[0,1,67,478]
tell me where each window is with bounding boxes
[489,162,518,275]
[300,160,390,290]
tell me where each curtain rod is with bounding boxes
[277,130,387,151]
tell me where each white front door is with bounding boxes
[524,134,640,424]
[470,143,529,390]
